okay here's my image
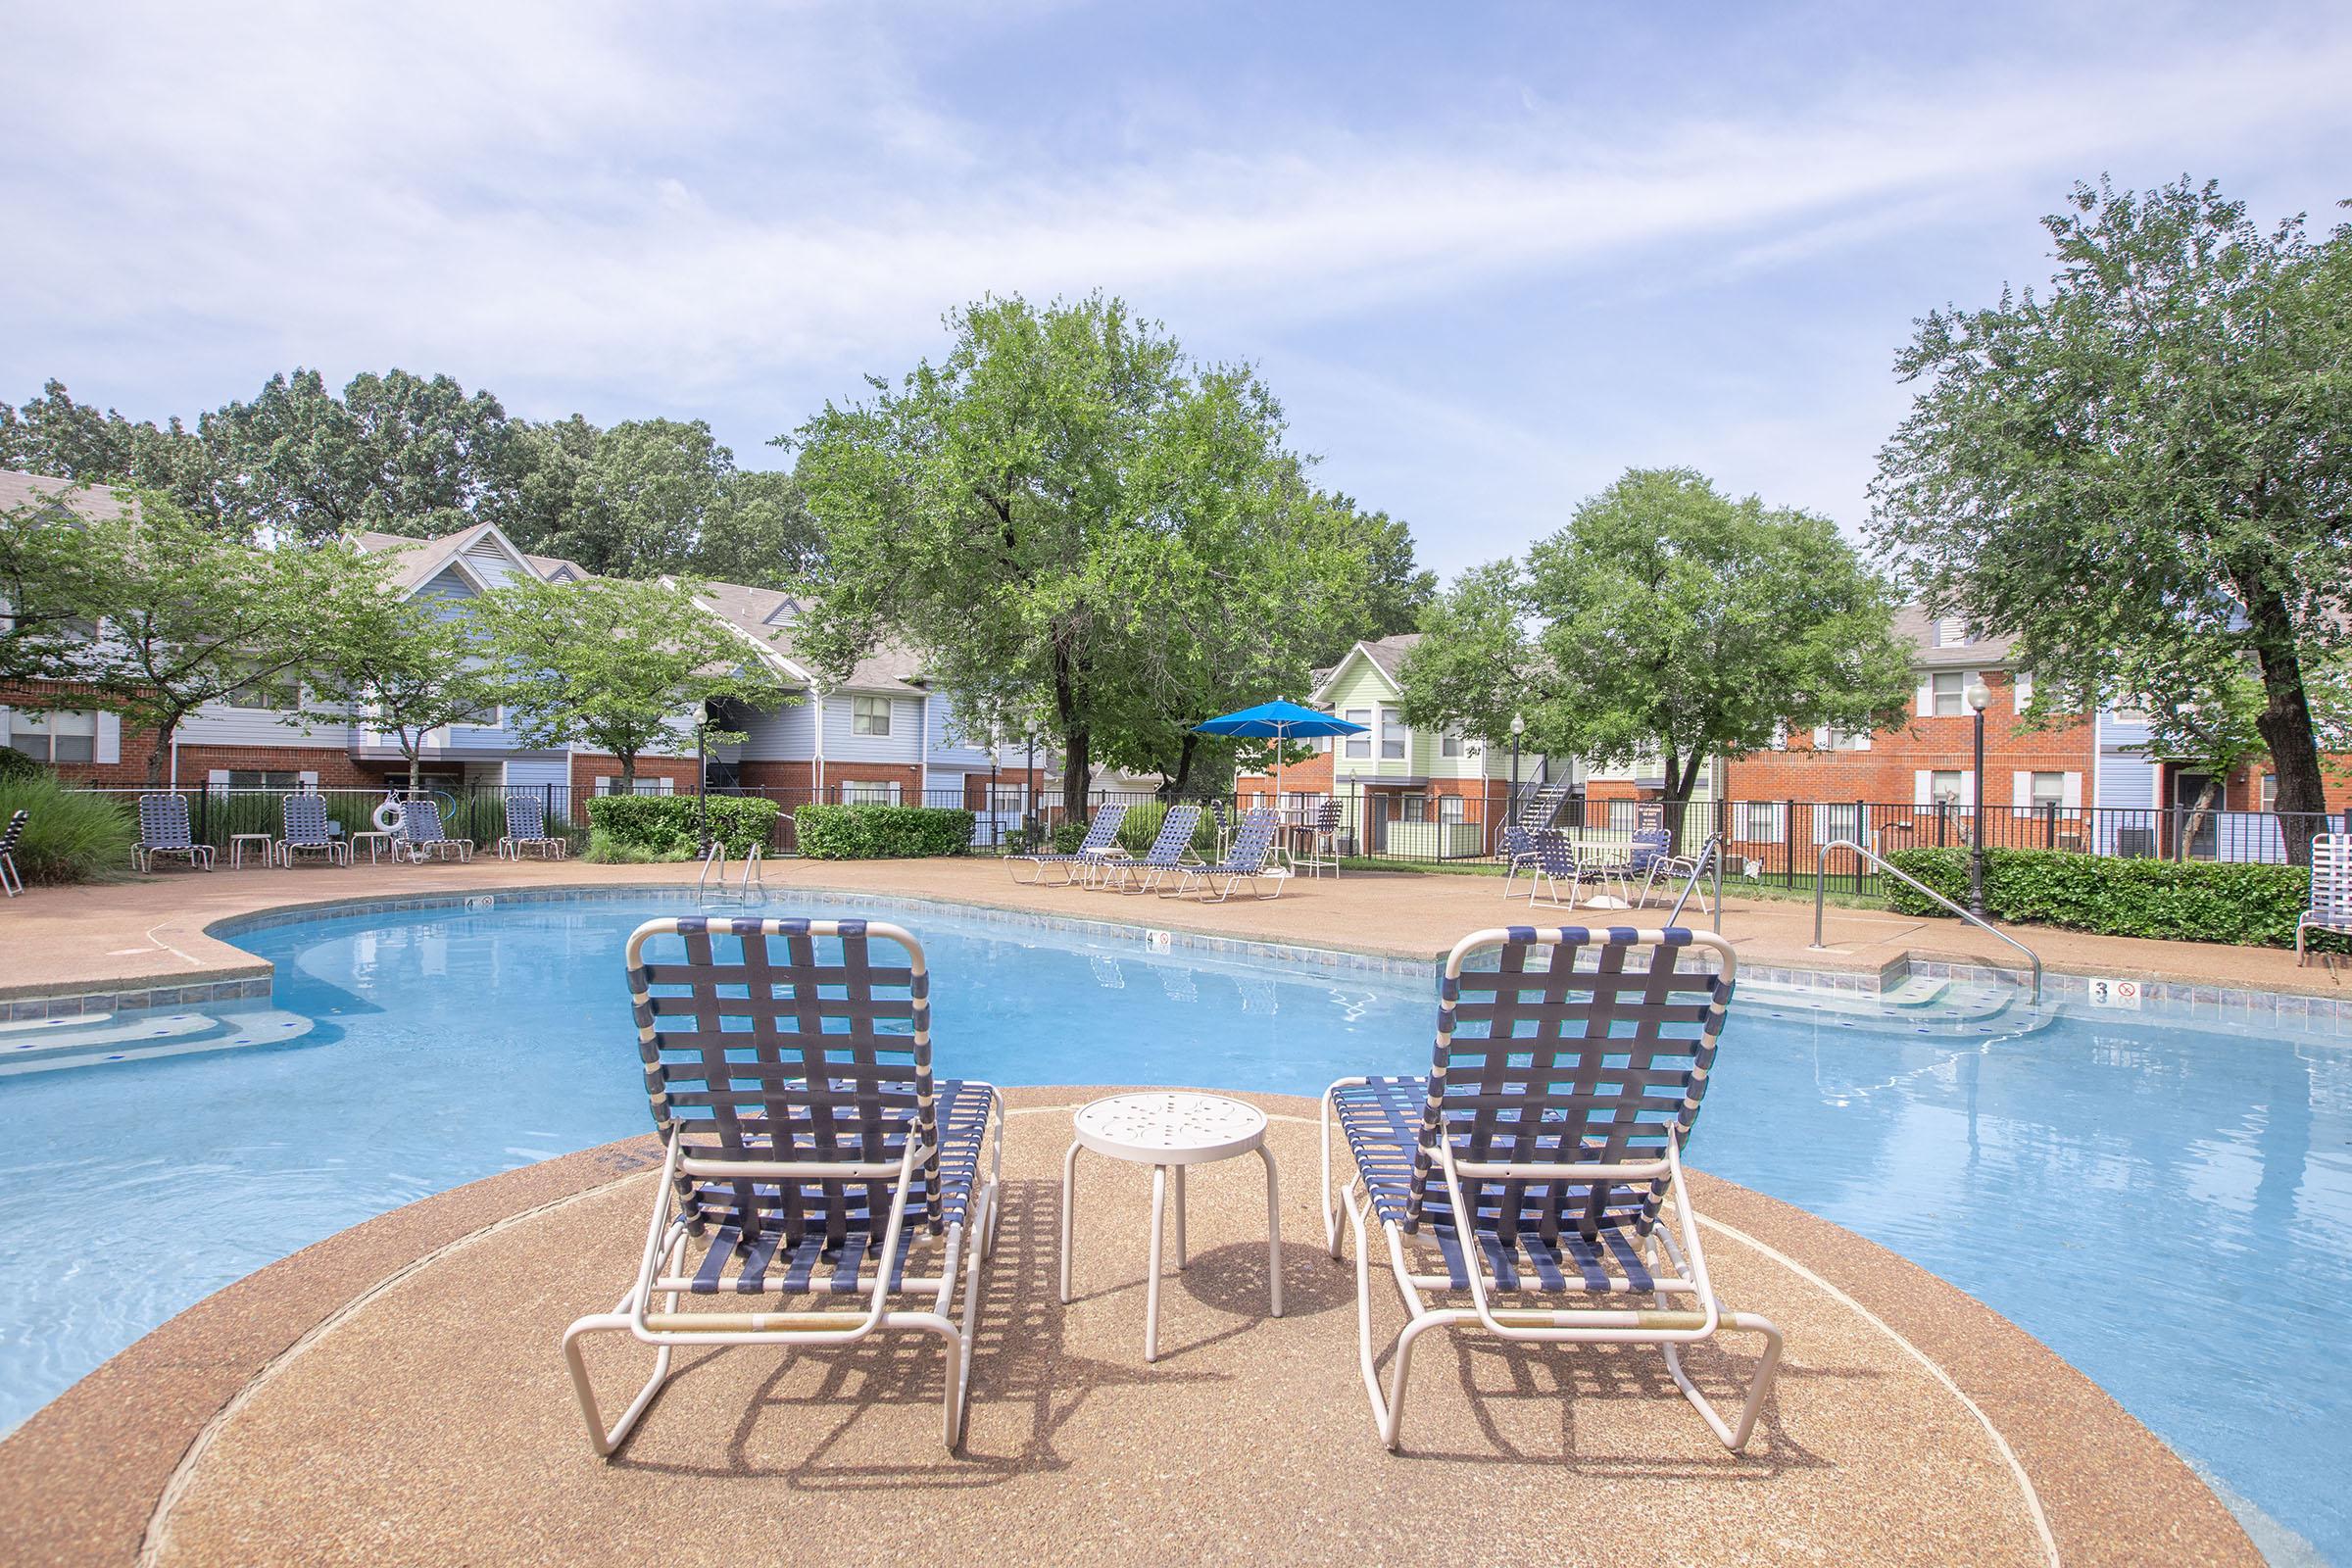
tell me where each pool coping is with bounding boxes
[0,1091,2258,1568]
[8,878,2351,1047]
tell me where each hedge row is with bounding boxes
[1883,846,2340,950]
[796,804,974,859]
[583,794,780,858]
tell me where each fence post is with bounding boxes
[1784,797,1795,888]
[196,785,210,846]
[1852,797,1865,896]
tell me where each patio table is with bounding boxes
[1059,1092,1283,1361]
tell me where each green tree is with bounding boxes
[1870,177,2352,860]
[543,417,725,578]
[25,491,381,786]
[308,592,507,796]
[200,368,514,541]
[1402,467,1914,826]
[793,293,1403,816]
[0,381,217,516]
[470,575,782,790]
[696,467,823,588]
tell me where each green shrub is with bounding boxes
[0,749,43,785]
[1049,818,1092,855]
[583,828,692,864]
[584,793,780,858]
[0,775,136,885]
[796,804,974,859]
[1883,846,2343,950]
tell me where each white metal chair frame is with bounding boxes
[1007,803,1130,886]
[1320,927,1783,1453]
[0,808,24,897]
[275,796,353,868]
[563,918,1004,1455]
[1163,808,1285,903]
[495,796,570,859]
[1102,804,1207,894]
[132,796,215,874]
[392,799,473,864]
[1523,829,1590,908]
[1633,831,1713,915]
[2299,834,2351,965]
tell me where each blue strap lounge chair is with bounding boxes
[496,793,569,859]
[1163,807,1283,903]
[1496,824,1541,896]
[1102,803,1204,893]
[133,795,214,873]
[1006,802,1129,886]
[2298,834,2352,965]
[277,794,351,868]
[1524,828,1587,908]
[0,808,25,897]
[563,916,1003,1455]
[1321,925,1782,1452]
[393,798,473,863]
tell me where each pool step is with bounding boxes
[0,1009,316,1075]
[1740,975,2046,1037]
[0,1010,117,1037]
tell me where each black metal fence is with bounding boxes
[68,782,2352,890]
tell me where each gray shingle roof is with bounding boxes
[1892,605,2018,669]
[0,468,131,520]
[687,578,928,693]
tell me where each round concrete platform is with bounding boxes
[0,1091,2256,1567]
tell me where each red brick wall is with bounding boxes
[1721,675,2096,807]
[960,768,1051,809]
[570,754,702,799]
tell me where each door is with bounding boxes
[2173,771,2219,859]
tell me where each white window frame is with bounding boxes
[1930,769,1966,805]
[841,778,902,805]
[1378,707,1406,760]
[2028,771,2066,808]
[2261,773,2278,812]
[1930,671,1966,717]
[1440,729,1463,760]
[2013,671,2034,710]
[1738,801,1786,843]
[851,695,892,737]
[7,709,97,763]
[1812,802,1862,845]
[1344,710,1371,760]
[224,668,302,711]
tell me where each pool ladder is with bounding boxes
[695,843,767,907]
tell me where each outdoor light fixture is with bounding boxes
[1508,712,1525,825]
[1965,678,1991,917]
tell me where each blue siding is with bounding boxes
[822,694,921,763]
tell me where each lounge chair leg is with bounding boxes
[563,1308,675,1458]
[1059,1139,1081,1303]
[1659,1310,1784,1450]
[1258,1143,1284,1317]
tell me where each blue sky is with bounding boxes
[5,0,2348,576]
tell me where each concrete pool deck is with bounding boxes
[3,853,2347,1011]
[0,1091,2260,1567]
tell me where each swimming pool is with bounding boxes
[0,896,2345,1562]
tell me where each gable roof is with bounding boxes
[0,467,132,521]
[1893,605,2019,669]
[1310,632,1421,703]
[686,579,933,695]
[349,520,559,598]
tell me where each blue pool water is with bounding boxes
[0,898,2346,1561]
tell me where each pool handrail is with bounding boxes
[1808,838,2041,1004]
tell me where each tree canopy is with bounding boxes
[1869,176,2352,854]
[307,591,506,794]
[791,292,1415,812]
[1402,467,1914,811]
[468,575,785,787]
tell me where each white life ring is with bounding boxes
[371,800,406,832]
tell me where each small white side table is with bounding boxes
[228,833,275,870]
[348,830,399,865]
[1060,1091,1283,1362]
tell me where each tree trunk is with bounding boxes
[1061,727,1091,822]
[146,715,174,789]
[406,748,422,795]
[1162,733,1199,800]
[617,751,637,792]
[2181,776,2222,860]
[2239,583,2328,866]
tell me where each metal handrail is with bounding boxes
[1809,838,2041,1004]
[1663,832,1726,933]
[696,842,726,903]
[738,843,764,904]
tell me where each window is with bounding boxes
[593,775,675,796]
[1437,794,1465,823]
[1344,710,1371,759]
[1822,725,1868,751]
[987,784,1028,815]
[2261,773,2278,812]
[2013,671,2034,710]
[1440,729,1463,759]
[10,710,96,763]
[1930,769,1965,804]
[1930,671,1966,717]
[1738,802,1785,843]
[1379,708,1406,760]
[852,696,892,736]
[1934,616,1968,648]
[1813,802,1862,844]
[219,769,302,791]
[225,667,300,711]
[2029,771,2066,808]
[841,779,901,805]
[450,701,502,727]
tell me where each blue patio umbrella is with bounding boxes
[1192,699,1366,808]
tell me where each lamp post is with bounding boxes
[1508,712,1525,826]
[694,700,712,858]
[1965,677,1991,917]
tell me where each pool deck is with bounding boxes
[0,1090,2260,1568]
[2,853,2346,1008]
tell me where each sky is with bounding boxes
[4,0,2349,577]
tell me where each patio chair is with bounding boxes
[1321,924,1782,1452]
[1163,807,1283,903]
[133,795,215,873]
[1523,828,1588,908]
[277,794,352,868]
[1630,827,1711,914]
[1497,824,1541,896]
[2299,834,2352,965]
[393,797,473,863]
[1292,799,1345,878]
[1102,803,1204,893]
[1005,802,1129,886]
[562,916,1003,1454]
[496,793,569,859]
[0,808,25,897]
